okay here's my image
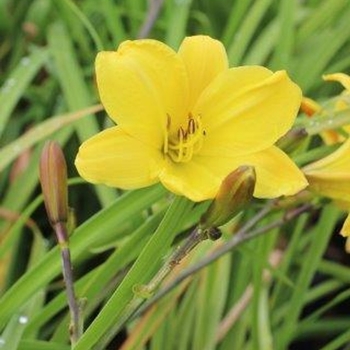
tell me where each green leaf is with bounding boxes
[0,185,166,330]
[0,49,48,139]
[73,196,193,350]
[0,105,102,173]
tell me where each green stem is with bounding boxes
[97,227,207,350]
[138,227,208,296]
[299,107,350,135]
[136,203,313,316]
[94,226,208,350]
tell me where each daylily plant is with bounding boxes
[76,35,307,202]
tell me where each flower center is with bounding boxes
[164,113,205,163]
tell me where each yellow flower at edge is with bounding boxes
[301,72,350,145]
[75,35,307,202]
[303,138,350,237]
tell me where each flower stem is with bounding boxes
[136,226,209,297]
[94,226,209,350]
[55,222,82,346]
[135,203,313,316]
[138,0,165,38]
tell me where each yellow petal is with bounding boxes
[178,35,228,108]
[301,140,350,201]
[96,40,189,147]
[334,199,350,211]
[159,146,307,202]
[320,130,344,145]
[345,237,350,253]
[341,214,350,237]
[195,67,302,157]
[305,174,350,202]
[231,146,308,198]
[303,138,350,173]
[159,158,224,202]
[323,73,350,91]
[75,127,164,189]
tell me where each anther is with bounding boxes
[188,119,196,134]
[166,113,171,130]
[178,127,186,140]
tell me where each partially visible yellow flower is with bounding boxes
[301,73,350,145]
[303,139,350,237]
[323,73,350,98]
[75,35,307,202]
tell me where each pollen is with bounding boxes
[164,113,205,163]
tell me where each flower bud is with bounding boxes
[276,127,308,153]
[200,166,256,229]
[300,97,321,117]
[39,141,68,231]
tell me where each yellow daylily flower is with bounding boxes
[303,139,350,236]
[75,35,307,202]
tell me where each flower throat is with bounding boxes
[164,113,205,163]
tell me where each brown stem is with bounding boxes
[137,0,165,38]
[55,223,82,345]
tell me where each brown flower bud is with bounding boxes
[200,166,256,229]
[39,141,68,233]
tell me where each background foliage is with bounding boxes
[1,0,350,349]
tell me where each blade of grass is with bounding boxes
[227,0,272,66]
[293,7,350,92]
[164,0,193,49]
[251,226,278,350]
[59,0,104,51]
[221,0,252,46]
[120,272,191,350]
[270,0,296,69]
[73,196,193,350]
[257,287,273,350]
[0,185,166,329]
[172,279,198,350]
[295,319,350,341]
[100,0,127,45]
[270,213,310,308]
[0,48,48,139]
[275,205,340,349]
[40,210,166,344]
[318,259,350,284]
[47,21,115,206]
[297,0,348,44]
[18,339,70,350]
[242,20,278,65]
[0,225,47,349]
[0,105,102,173]
[320,328,350,350]
[192,254,230,350]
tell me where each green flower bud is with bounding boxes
[276,127,308,153]
[39,141,68,233]
[200,166,256,229]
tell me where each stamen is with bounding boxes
[163,114,172,154]
[165,113,206,163]
[188,119,196,134]
[166,113,171,130]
